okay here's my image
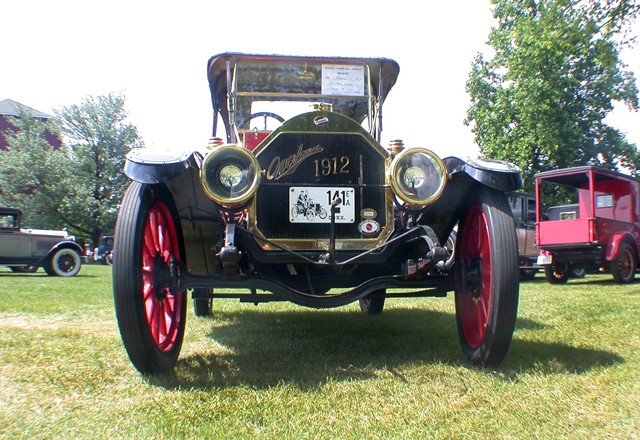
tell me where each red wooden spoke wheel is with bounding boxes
[113,182,187,374]
[454,187,519,367]
[457,205,492,349]
[611,242,636,284]
[141,200,183,350]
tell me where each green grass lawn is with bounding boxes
[1,265,638,438]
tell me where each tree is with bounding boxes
[0,94,142,247]
[56,93,143,246]
[465,0,640,191]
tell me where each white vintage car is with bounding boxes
[113,53,522,374]
[0,207,83,276]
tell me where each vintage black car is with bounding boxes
[93,235,114,265]
[113,53,522,374]
[0,206,83,276]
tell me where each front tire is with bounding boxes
[454,186,519,367]
[113,182,187,374]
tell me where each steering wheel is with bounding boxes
[238,112,285,130]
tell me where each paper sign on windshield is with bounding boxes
[321,65,365,96]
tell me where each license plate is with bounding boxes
[289,187,354,223]
[537,255,553,265]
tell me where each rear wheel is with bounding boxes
[454,187,519,367]
[359,290,385,315]
[45,248,82,277]
[611,242,636,284]
[193,288,213,317]
[113,182,186,374]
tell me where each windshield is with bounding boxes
[232,58,375,130]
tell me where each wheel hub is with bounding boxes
[456,255,482,299]
[466,255,483,299]
[152,253,171,299]
[60,256,73,270]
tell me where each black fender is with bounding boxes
[443,156,522,192]
[418,157,521,243]
[123,148,203,184]
[35,240,84,266]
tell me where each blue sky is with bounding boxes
[2,0,638,160]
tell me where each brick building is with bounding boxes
[0,99,61,151]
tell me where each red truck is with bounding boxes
[535,166,640,284]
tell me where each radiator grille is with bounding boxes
[254,132,387,243]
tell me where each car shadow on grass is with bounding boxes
[0,273,98,279]
[520,274,640,286]
[0,269,97,278]
[146,307,624,390]
[561,278,640,287]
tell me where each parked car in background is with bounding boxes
[507,192,540,279]
[113,53,523,374]
[535,166,640,284]
[0,207,83,276]
[94,235,114,265]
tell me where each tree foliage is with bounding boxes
[466,0,640,191]
[0,94,142,246]
[55,93,142,246]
